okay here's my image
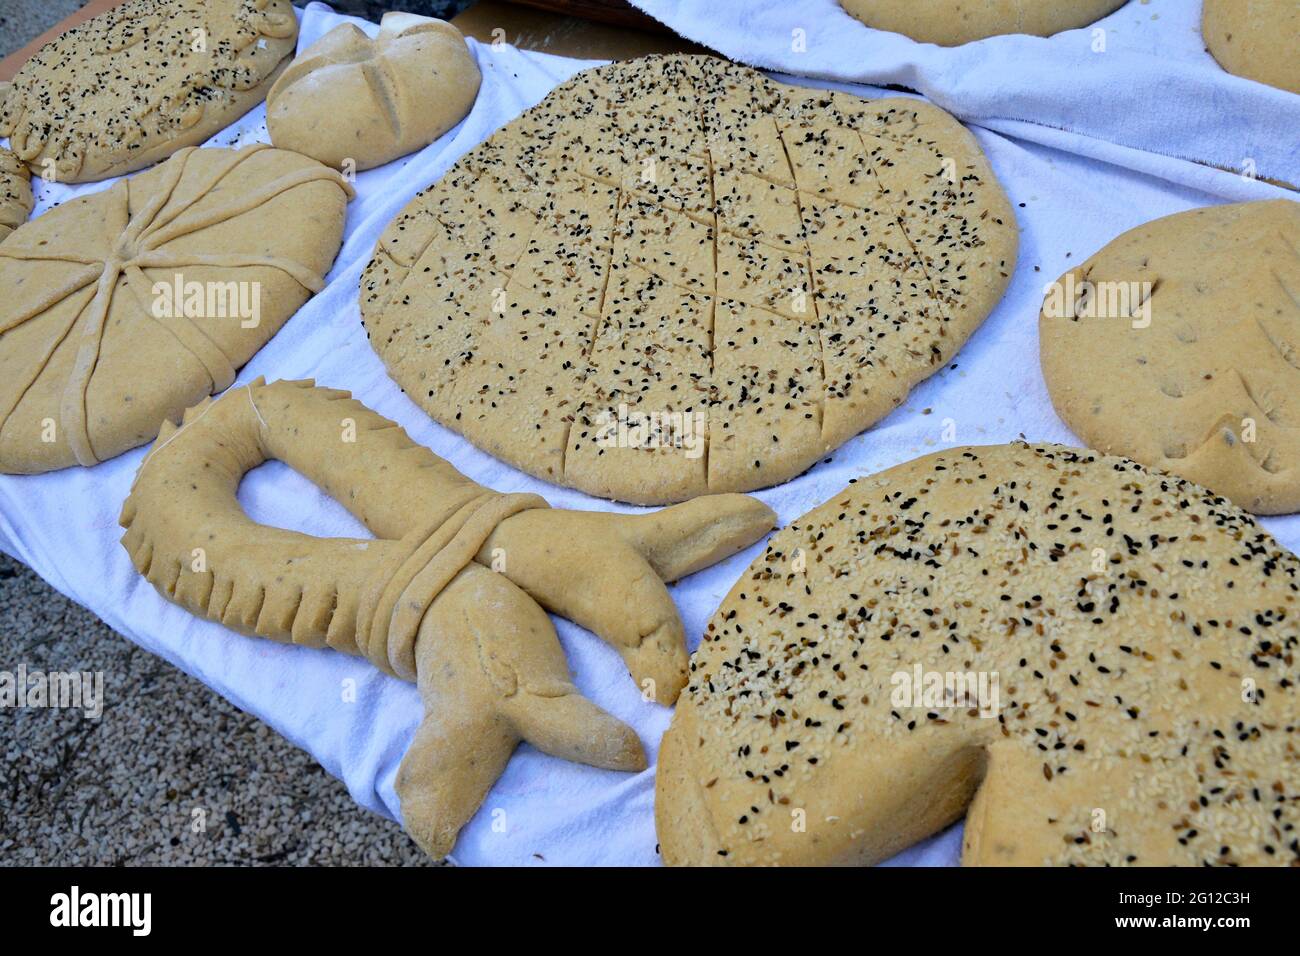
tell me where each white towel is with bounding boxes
[0,1,1295,865]
[627,0,1300,186]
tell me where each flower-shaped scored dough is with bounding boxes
[361,55,1017,505]
[120,378,775,858]
[0,144,352,473]
[838,0,1128,45]
[658,443,1300,866]
[0,0,297,184]
[1040,200,1300,515]
[267,13,482,172]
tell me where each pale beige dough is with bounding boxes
[839,0,1128,45]
[1040,200,1300,515]
[361,54,1017,505]
[1203,0,1300,95]
[0,144,352,473]
[121,378,775,858]
[0,147,33,242]
[0,0,297,184]
[267,13,481,172]
[657,442,1300,866]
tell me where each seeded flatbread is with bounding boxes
[657,442,1300,866]
[0,145,352,473]
[267,13,481,172]
[0,0,297,184]
[361,54,1016,505]
[838,0,1127,45]
[1203,0,1300,95]
[0,147,33,242]
[1040,200,1300,515]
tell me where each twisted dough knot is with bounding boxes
[120,377,776,858]
[355,491,546,681]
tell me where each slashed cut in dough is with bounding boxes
[0,145,352,473]
[657,442,1300,866]
[362,54,1017,504]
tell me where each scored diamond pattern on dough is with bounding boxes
[361,55,1016,504]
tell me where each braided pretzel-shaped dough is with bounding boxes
[119,378,775,857]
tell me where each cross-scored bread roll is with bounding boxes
[267,13,481,172]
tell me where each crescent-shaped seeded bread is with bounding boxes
[657,443,1300,866]
[1203,0,1300,95]
[0,145,352,473]
[0,0,297,183]
[1040,200,1300,516]
[267,13,482,172]
[839,0,1127,45]
[0,147,33,242]
[361,54,1016,505]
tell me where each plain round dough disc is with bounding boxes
[0,0,298,183]
[361,55,1017,505]
[657,442,1300,866]
[839,0,1128,46]
[1040,200,1300,515]
[1203,0,1300,95]
[0,145,352,473]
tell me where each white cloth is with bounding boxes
[627,0,1300,187]
[1,2,1295,866]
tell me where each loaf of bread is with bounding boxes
[0,0,297,183]
[267,13,481,172]
[659,442,1300,866]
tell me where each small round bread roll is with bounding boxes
[1203,0,1300,95]
[266,13,482,172]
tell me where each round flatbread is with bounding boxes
[0,0,297,184]
[267,13,481,172]
[839,0,1127,46]
[1203,0,1300,95]
[657,442,1300,866]
[0,147,33,243]
[1040,200,1300,515]
[362,54,1016,504]
[0,144,352,473]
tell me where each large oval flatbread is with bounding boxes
[0,0,297,184]
[1040,200,1300,515]
[839,0,1127,46]
[362,55,1016,504]
[0,144,352,473]
[657,442,1300,866]
[1203,0,1300,95]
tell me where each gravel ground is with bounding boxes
[0,1,88,60]
[0,553,435,866]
